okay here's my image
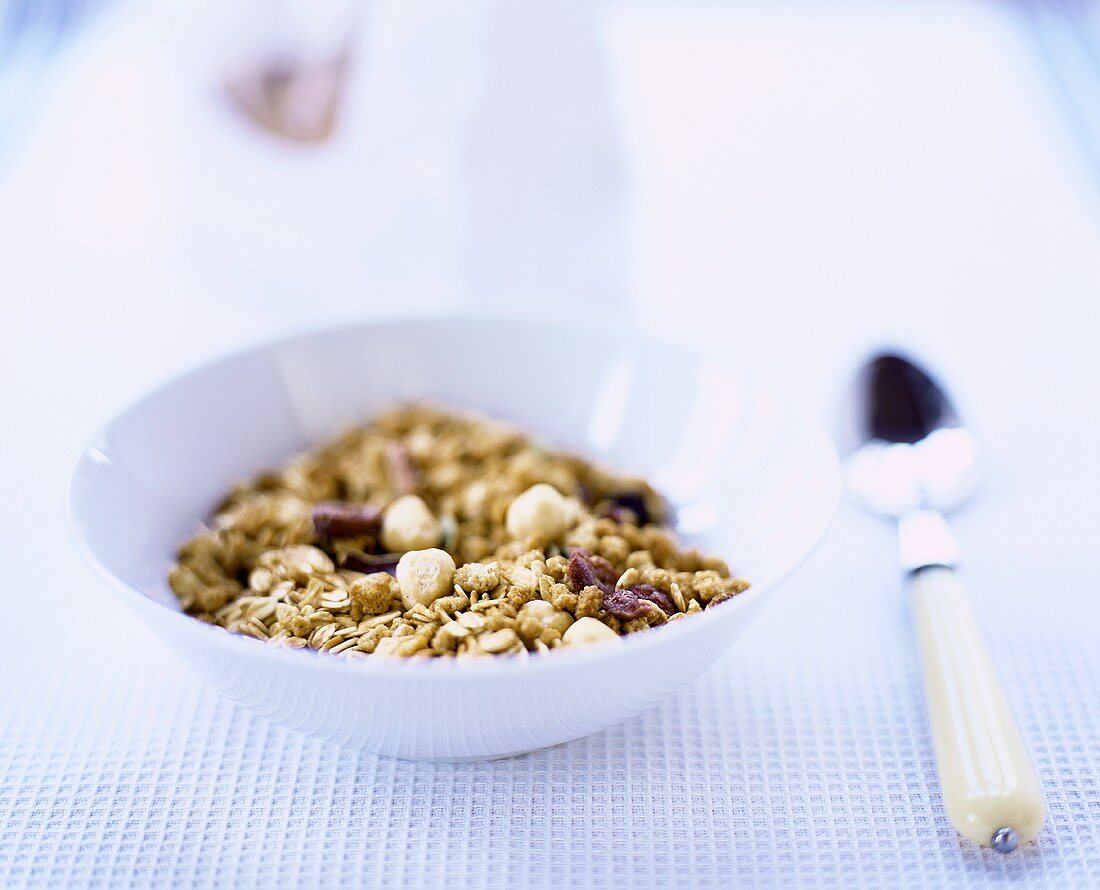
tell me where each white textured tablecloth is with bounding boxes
[3,2,1100,887]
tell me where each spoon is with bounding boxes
[843,353,1045,852]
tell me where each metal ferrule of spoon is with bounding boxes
[844,354,1045,853]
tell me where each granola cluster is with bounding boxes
[169,405,749,659]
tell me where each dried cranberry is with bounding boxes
[341,552,400,576]
[600,492,652,526]
[566,549,617,595]
[630,584,674,613]
[567,551,676,619]
[601,504,651,525]
[602,584,674,619]
[602,588,653,619]
[311,502,382,539]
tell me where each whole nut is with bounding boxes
[505,483,571,541]
[395,548,456,609]
[519,599,574,635]
[381,495,441,552]
[562,617,622,647]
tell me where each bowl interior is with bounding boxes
[70,316,840,620]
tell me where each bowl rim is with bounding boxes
[66,311,841,679]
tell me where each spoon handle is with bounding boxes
[910,566,1045,850]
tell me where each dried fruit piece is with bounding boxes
[599,492,652,526]
[170,403,751,660]
[567,550,674,619]
[602,584,675,620]
[566,549,617,595]
[341,552,401,576]
[630,584,675,613]
[311,502,381,539]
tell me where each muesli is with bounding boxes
[169,405,749,658]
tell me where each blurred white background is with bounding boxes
[3,0,1098,420]
[2,0,1100,886]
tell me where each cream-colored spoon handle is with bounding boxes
[911,566,1045,849]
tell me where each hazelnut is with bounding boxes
[395,548,456,609]
[381,495,441,552]
[519,599,574,635]
[505,483,571,541]
[562,617,621,647]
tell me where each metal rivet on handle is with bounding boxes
[991,827,1019,854]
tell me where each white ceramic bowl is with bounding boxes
[69,315,840,761]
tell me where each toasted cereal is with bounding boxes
[169,404,749,657]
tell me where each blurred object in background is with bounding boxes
[220,0,359,144]
[225,46,351,145]
[154,0,626,317]
[159,0,491,315]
